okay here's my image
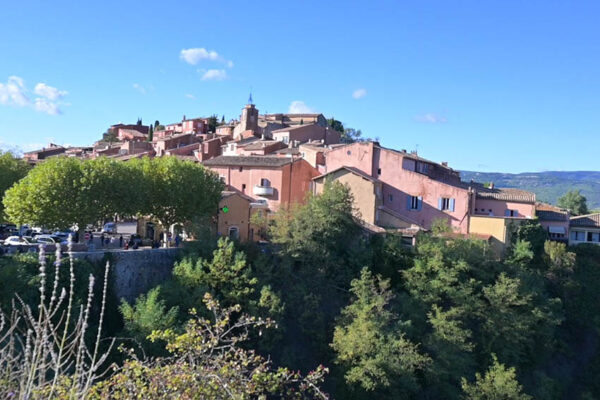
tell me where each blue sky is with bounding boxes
[1,0,599,173]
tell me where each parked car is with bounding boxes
[53,230,75,240]
[101,222,117,234]
[3,236,38,253]
[35,235,68,246]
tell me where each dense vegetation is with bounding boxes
[2,156,223,240]
[461,170,600,210]
[0,151,30,219]
[2,181,600,398]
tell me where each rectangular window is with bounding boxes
[407,195,422,211]
[260,178,270,187]
[377,168,381,175]
[388,194,393,203]
[587,232,600,242]
[242,184,246,190]
[505,209,518,217]
[283,136,289,144]
[438,197,455,211]
[239,166,243,172]
[571,231,585,241]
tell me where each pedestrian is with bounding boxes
[87,233,93,246]
[100,233,105,247]
[124,241,129,250]
[119,235,123,247]
[175,234,181,247]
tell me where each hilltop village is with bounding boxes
[21,100,598,253]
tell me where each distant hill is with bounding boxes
[460,171,600,210]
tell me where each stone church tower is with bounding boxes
[233,94,259,139]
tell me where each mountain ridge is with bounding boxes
[460,170,600,210]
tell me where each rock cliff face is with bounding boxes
[72,248,180,302]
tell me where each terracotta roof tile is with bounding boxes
[475,187,536,203]
[570,213,600,228]
[203,155,294,168]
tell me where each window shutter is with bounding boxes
[438,198,443,210]
[417,196,423,211]
[406,196,411,210]
[449,198,455,212]
[505,209,511,217]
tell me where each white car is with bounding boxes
[4,236,37,246]
[35,235,68,246]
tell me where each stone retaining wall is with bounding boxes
[71,248,181,302]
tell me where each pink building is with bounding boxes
[182,117,208,134]
[472,187,536,219]
[321,141,537,236]
[118,129,147,142]
[271,124,340,146]
[23,143,66,164]
[323,141,473,232]
[536,203,569,242]
[195,136,230,161]
[203,155,320,211]
[152,133,200,156]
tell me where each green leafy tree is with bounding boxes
[120,287,179,354]
[154,120,160,129]
[271,181,360,271]
[4,157,91,232]
[461,355,532,400]
[332,268,430,395]
[508,240,534,267]
[172,237,257,307]
[131,156,223,245]
[207,114,219,132]
[480,273,562,365]
[0,151,30,221]
[557,189,588,216]
[4,157,140,239]
[341,128,364,144]
[94,294,329,399]
[328,117,344,133]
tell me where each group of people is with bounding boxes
[87,232,182,250]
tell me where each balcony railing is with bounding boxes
[253,185,274,196]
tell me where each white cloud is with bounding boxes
[185,94,196,99]
[352,88,367,99]
[200,69,227,81]
[414,113,448,124]
[288,100,318,114]
[180,47,233,68]
[132,83,147,94]
[0,76,67,115]
[34,98,61,115]
[34,83,67,100]
[0,76,29,107]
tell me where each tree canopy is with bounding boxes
[3,156,223,234]
[558,189,589,216]
[0,151,30,221]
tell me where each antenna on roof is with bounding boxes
[248,87,253,105]
[415,144,419,155]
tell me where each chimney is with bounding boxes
[441,161,448,167]
[401,149,406,153]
